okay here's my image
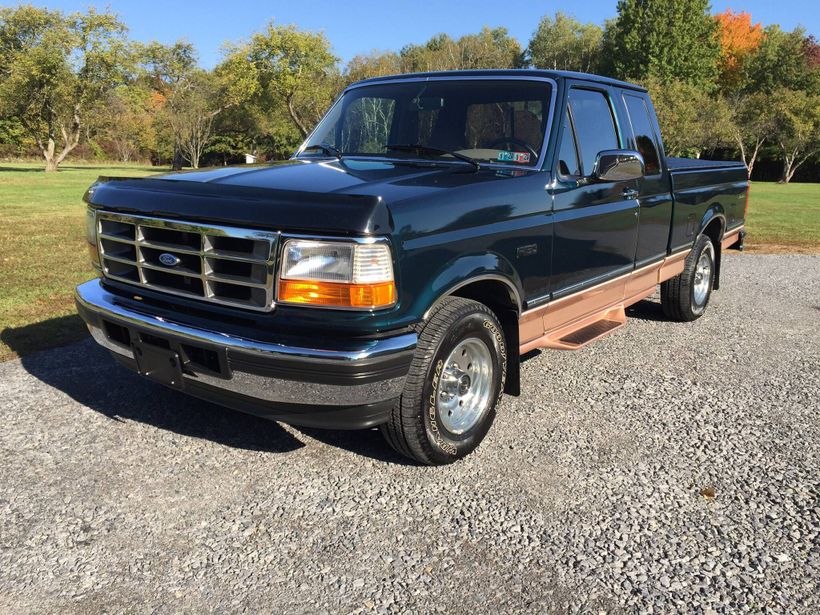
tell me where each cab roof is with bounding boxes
[350,69,647,93]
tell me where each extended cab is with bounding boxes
[76,70,748,465]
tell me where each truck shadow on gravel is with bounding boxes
[625,298,668,322]
[5,325,410,463]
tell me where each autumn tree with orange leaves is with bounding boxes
[715,9,764,91]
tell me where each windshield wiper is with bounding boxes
[300,142,342,160]
[385,144,480,170]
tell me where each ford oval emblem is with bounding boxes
[158,252,181,267]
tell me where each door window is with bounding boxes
[557,108,581,177]
[623,94,661,175]
[567,89,619,176]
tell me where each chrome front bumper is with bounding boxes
[75,279,416,429]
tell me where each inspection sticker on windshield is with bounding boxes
[497,150,530,164]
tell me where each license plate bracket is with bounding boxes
[132,340,184,390]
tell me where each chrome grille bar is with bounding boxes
[96,211,278,312]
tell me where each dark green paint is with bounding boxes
[84,70,748,345]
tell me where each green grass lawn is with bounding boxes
[744,182,820,251]
[1,162,818,361]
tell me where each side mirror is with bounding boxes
[592,149,645,182]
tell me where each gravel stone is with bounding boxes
[0,253,818,613]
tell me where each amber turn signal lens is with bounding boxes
[278,279,396,308]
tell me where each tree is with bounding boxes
[804,35,820,69]
[202,134,243,166]
[213,96,302,162]
[135,40,254,168]
[344,51,403,84]
[139,40,198,96]
[771,89,820,183]
[399,27,523,72]
[742,26,819,94]
[527,12,603,73]
[643,77,734,157]
[0,117,29,156]
[715,9,763,92]
[160,70,217,168]
[450,27,524,69]
[601,0,721,89]
[234,23,339,139]
[100,84,157,162]
[730,91,778,178]
[0,6,130,171]
[137,40,198,169]
[160,58,256,169]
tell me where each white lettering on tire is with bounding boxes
[482,319,507,401]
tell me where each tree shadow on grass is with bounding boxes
[2,316,411,463]
[0,166,48,172]
[0,165,165,173]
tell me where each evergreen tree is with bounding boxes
[601,0,721,89]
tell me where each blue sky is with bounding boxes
[10,0,819,68]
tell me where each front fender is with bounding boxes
[413,252,523,320]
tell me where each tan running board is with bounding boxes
[519,251,693,355]
[537,305,627,351]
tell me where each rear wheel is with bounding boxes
[381,297,506,465]
[661,234,716,322]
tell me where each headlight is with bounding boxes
[278,239,396,309]
[86,207,100,268]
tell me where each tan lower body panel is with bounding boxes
[519,250,690,353]
[721,225,744,250]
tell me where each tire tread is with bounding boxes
[380,297,501,465]
[661,234,713,322]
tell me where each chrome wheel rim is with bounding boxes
[693,243,714,306]
[437,337,494,435]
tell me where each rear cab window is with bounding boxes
[622,94,661,175]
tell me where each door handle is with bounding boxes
[623,188,639,200]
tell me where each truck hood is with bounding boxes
[85,158,536,235]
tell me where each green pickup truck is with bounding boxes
[76,70,748,465]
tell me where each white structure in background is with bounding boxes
[244,153,257,164]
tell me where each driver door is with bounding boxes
[549,84,640,298]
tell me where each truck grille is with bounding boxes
[96,212,278,311]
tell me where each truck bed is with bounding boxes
[667,157,748,253]
[666,157,746,173]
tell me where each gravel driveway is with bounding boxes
[1,253,818,614]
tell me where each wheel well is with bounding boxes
[450,280,521,396]
[702,217,724,290]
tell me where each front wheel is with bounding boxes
[661,234,716,322]
[381,297,507,465]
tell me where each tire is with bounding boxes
[661,234,716,322]
[380,297,507,465]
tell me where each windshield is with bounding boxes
[298,79,552,167]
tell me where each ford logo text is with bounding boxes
[158,253,181,267]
